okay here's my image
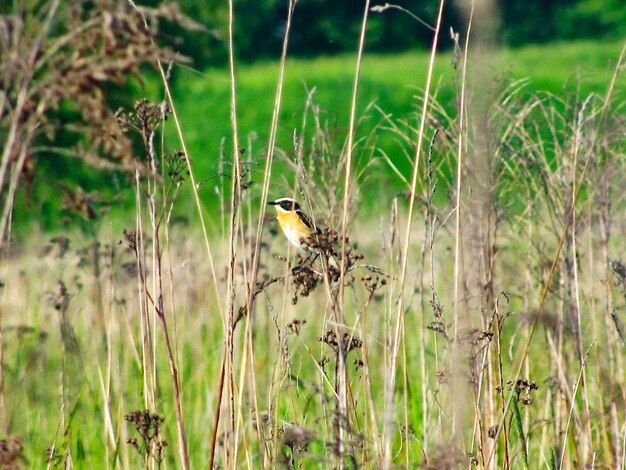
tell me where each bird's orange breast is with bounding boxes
[275,210,313,248]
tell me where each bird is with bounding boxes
[268,197,319,250]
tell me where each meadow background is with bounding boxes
[1,0,625,468]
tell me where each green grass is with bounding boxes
[170,38,625,190]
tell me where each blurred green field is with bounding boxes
[15,39,626,234]
[170,38,625,188]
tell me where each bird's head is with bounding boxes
[268,197,300,213]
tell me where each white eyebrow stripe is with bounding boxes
[274,197,296,204]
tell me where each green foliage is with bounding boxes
[555,0,626,39]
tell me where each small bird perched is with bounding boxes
[268,197,319,250]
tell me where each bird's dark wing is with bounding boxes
[296,210,319,232]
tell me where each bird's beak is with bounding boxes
[267,200,278,206]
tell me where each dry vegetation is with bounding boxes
[1,1,626,469]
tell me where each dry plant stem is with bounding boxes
[208,354,226,469]
[523,209,532,462]
[423,146,444,448]
[585,201,611,463]
[599,187,622,464]
[156,86,223,318]
[453,0,471,344]
[383,0,445,467]
[132,162,192,468]
[125,6,225,465]
[338,0,370,297]
[485,39,626,468]
[125,47,194,470]
[0,214,10,431]
[401,327,410,463]
[359,318,381,456]
[155,275,190,470]
[415,202,430,453]
[232,230,252,460]
[236,1,297,465]
[494,313,510,468]
[135,173,155,412]
[147,125,160,421]
[452,4,478,458]
[570,99,592,461]
[163,177,184,430]
[147,140,191,470]
[559,344,593,470]
[222,0,243,465]
[232,216,254,464]
[335,0,370,463]
[127,0,224,318]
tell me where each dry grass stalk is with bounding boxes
[234,0,297,466]
[333,0,372,464]
[383,0,445,467]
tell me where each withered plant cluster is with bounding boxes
[0,0,197,248]
[125,410,168,468]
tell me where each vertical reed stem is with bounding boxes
[383,1,445,466]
